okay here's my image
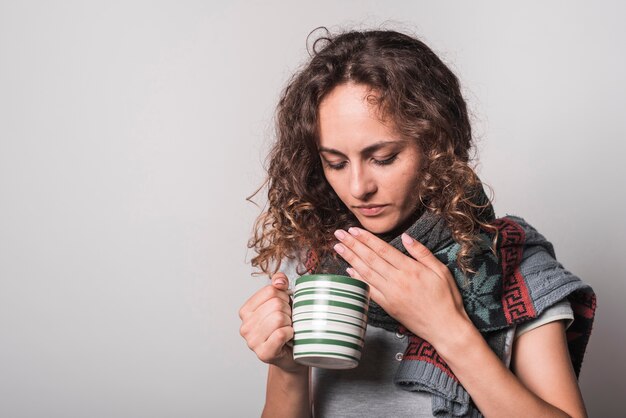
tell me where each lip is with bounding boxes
[354,204,388,217]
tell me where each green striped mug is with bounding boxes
[292,274,370,369]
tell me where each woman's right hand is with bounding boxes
[239,272,305,374]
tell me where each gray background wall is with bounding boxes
[1,1,624,417]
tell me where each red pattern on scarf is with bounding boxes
[492,218,537,324]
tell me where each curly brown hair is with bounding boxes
[248,28,496,276]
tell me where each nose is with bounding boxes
[349,164,377,200]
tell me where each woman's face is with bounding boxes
[318,83,423,234]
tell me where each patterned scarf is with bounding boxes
[307,198,596,417]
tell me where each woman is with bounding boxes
[239,29,595,417]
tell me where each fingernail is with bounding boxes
[334,243,345,254]
[348,227,360,236]
[401,233,413,246]
[334,229,346,239]
[274,278,286,286]
[346,267,354,276]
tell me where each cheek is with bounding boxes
[394,169,422,202]
[324,172,348,200]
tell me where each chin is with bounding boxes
[357,217,396,235]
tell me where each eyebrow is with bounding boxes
[318,140,407,158]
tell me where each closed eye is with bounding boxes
[324,160,347,170]
[373,154,398,166]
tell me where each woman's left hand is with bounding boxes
[333,227,472,347]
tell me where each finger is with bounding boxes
[247,310,292,350]
[267,325,294,349]
[345,227,412,269]
[241,300,291,348]
[401,234,461,296]
[346,266,387,308]
[239,281,290,319]
[254,296,292,324]
[333,239,387,289]
[257,325,294,363]
[401,233,449,277]
[271,272,290,291]
[334,228,397,278]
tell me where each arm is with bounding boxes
[263,364,310,418]
[512,321,586,416]
[436,317,586,418]
[333,227,586,418]
[239,273,311,417]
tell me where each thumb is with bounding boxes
[271,272,290,291]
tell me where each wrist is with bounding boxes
[433,317,481,361]
[271,361,309,377]
[265,364,310,418]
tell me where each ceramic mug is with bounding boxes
[291,274,370,369]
